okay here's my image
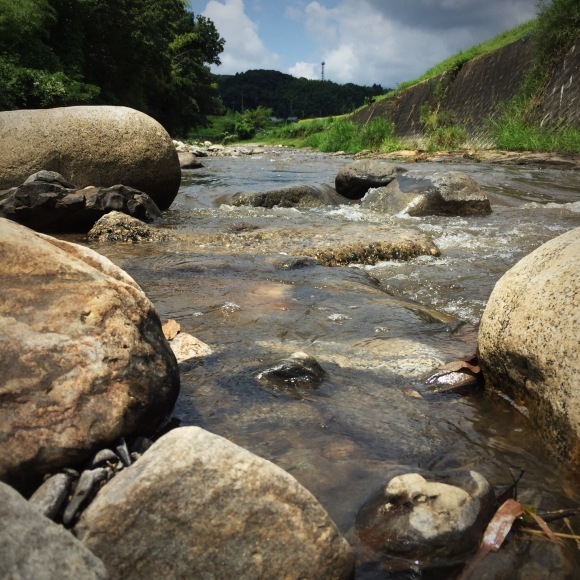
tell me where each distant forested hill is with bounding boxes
[217,70,386,119]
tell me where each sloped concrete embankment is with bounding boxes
[352,36,579,146]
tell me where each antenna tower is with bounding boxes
[321,61,325,81]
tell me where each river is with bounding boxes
[86,147,580,576]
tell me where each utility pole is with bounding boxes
[321,61,325,81]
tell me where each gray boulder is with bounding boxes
[231,183,348,209]
[361,171,491,216]
[177,151,203,169]
[256,351,326,391]
[0,482,107,579]
[356,469,495,565]
[478,227,580,468]
[74,426,354,580]
[335,159,407,199]
[0,106,180,210]
[0,171,162,232]
[0,218,179,489]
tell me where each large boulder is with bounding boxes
[0,482,107,579]
[74,426,354,579]
[0,218,179,489]
[335,159,407,199]
[478,227,580,467]
[361,171,491,216]
[0,170,162,232]
[230,183,347,208]
[0,106,180,210]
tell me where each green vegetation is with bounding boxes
[265,117,403,154]
[419,104,467,151]
[393,19,538,93]
[491,0,580,152]
[217,69,385,119]
[0,0,224,134]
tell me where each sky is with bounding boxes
[186,0,539,88]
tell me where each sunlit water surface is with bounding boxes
[86,149,580,576]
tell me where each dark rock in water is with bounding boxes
[335,159,407,199]
[0,171,162,232]
[361,171,491,216]
[356,469,495,568]
[256,351,325,390]
[0,481,107,579]
[461,533,577,579]
[268,255,319,270]
[28,472,74,520]
[231,183,348,209]
[178,151,204,169]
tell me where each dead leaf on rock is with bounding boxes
[162,319,181,341]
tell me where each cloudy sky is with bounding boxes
[187,0,538,88]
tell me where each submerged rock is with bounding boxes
[74,426,354,579]
[230,183,348,208]
[356,469,495,566]
[478,227,580,468]
[361,171,491,216]
[0,482,107,579]
[335,159,407,199]
[0,218,179,490]
[256,351,326,390]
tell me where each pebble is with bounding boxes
[28,473,74,520]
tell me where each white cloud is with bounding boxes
[288,61,319,80]
[202,0,280,73]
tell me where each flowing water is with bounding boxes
[86,148,580,575]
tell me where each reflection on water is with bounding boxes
[86,149,580,575]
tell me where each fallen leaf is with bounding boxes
[458,499,525,579]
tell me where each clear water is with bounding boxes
[85,148,580,575]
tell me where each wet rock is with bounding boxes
[0,172,162,232]
[268,255,319,270]
[335,159,407,199]
[130,436,153,455]
[356,469,495,565]
[28,472,74,520]
[87,210,168,242]
[478,227,580,467]
[74,426,354,579]
[231,183,348,209]
[461,533,577,579]
[161,318,181,340]
[90,449,120,469]
[361,171,491,216]
[178,151,203,169]
[256,351,326,390]
[0,481,107,579]
[0,105,180,210]
[0,219,179,490]
[169,332,213,364]
[115,438,132,467]
[63,468,109,527]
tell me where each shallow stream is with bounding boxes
[86,148,580,576]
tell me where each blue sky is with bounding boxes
[187,0,538,88]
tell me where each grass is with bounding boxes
[264,117,404,154]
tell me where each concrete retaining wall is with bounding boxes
[351,36,579,146]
